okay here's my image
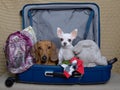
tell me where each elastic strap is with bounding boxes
[83,10,94,39]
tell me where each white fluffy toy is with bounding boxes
[73,40,108,67]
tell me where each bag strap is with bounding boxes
[83,10,94,40]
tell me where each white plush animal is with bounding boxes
[57,27,78,64]
[73,40,108,67]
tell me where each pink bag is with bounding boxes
[4,30,34,74]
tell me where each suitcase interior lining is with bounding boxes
[29,9,95,48]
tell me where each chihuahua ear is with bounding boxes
[57,27,64,38]
[70,29,78,39]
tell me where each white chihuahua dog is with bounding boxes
[73,40,108,67]
[57,27,78,64]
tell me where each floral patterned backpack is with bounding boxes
[4,26,36,74]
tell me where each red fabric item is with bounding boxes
[63,71,71,78]
[70,57,84,75]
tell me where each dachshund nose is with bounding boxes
[42,55,47,60]
[41,55,47,63]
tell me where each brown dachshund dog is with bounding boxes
[31,40,58,65]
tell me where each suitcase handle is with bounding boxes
[45,71,82,78]
[108,57,118,65]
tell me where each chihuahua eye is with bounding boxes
[38,47,41,50]
[60,38,63,41]
[48,46,51,49]
[68,39,71,42]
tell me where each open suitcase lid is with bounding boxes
[21,3,100,48]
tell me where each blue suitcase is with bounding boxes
[5,3,117,87]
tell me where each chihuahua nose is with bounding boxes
[42,55,47,60]
[63,42,67,46]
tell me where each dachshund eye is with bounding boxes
[48,46,51,49]
[60,38,63,41]
[38,47,41,50]
[68,39,71,42]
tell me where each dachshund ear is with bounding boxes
[31,42,40,63]
[50,42,58,61]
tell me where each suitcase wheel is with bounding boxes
[5,77,16,87]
